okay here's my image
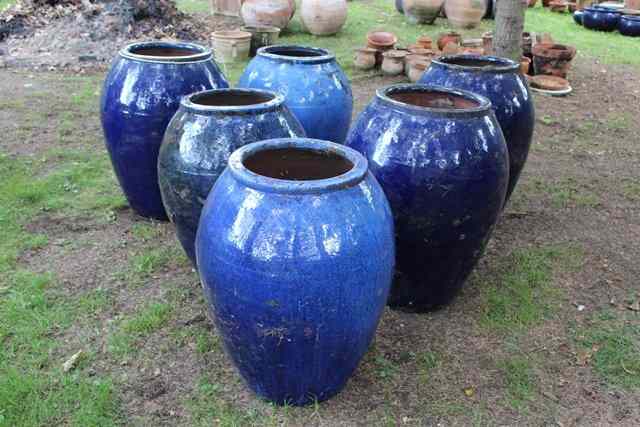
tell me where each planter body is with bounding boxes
[238,45,353,144]
[619,14,640,35]
[445,0,486,28]
[240,0,295,29]
[196,138,395,404]
[346,85,508,310]
[583,6,621,30]
[100,41,229,220]
[211,30,252,63]
[532,43,576,78]
[158,89,305,265]
[404,0,446,24]
[300,0,348,35]
[420,56,535,203]
[574,9,585,24]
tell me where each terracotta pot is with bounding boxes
[354,47,377,70]
[437,31,462,50]
[416,36,433,49]
[482,31,493,54]
[403,0,446,24]
[241,0,295,30]
[528,0,538,6]
[367,31,398,50]
[408,59,430,82]
[442,42,461,55]
[626,0,640,10]
[211,30,252,63]
[532,43,577,78]
[408,46,435,56]
[520,56,531,74]
[300,0,348,36]
[549,1,568,12]
[445,0,486,28]
[382,50,408,76]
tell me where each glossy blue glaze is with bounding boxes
[100,41,229,220]
[158,89,305,265]
[237,45,353,144]
[574,9,584,25]
[346,84,509,311]
[396,0,404,13]
[619,15,640,36]
[420,55,534,203]
[582,6,621,31]
[196,138,395,405]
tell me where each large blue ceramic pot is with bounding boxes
[196,138,395,405]
[574,9,584,25]
[346,84,509,311]
[582,6,621,31]
[158,89,305,265]
[420,55,534,203]
[237,45,353,144]
[101,41,229,220]
[619,15,640,36]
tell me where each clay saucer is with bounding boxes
[530,75,570,91]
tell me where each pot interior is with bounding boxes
[439,56,511,68]
[243,148,353,181]
[191,90,274,107]
[266,46,325,58]
[389,89,480,110]
[129,45,202,57]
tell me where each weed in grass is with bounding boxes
[131,222,163,241]
[375,355,400,380]
[480,244,583,332]
[621,179,640,202]
[529,178,600,209]
[195,329,220,354]
[418,350,440,383]
[76,287,113,317]
[499,356,535,410]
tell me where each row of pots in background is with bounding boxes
[574,6,640,35]
[397,0,494,28]
[240,0,348,36]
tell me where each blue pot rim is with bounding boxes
[120,41,212,64]
[228,138,368,195]
[584,6,622,14]
[256,45,336,65]
[431,54,519,74]
[181,88,285,115]
[376,84,492,118]
[621,14,640,21]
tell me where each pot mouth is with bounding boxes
[376,84,491,117]
[257,45,335,64]
[228,138,368,194]
[584,6,622,13]
[120,41,212,63]
[431,55,519,74]
[181,88,284,114]
[211,30,252,40]
[621,14,640,21]
[241,25,281,33]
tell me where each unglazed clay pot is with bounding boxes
[157,89,305,265]
[408,58,430,81]
[403,0,446,24]
[382,50,408,75]
[346,85,508,310]
[240,0,295,30]
[445,0,487,28]
[238,45,353,143]
[420,55,535,203]
[196,138,395,405]
[532,43,576,78]
[300,0,348,36]
[437,31,462,49]
[354,47,377,70]
[100,41,228,220]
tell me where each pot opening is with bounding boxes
[243,148,353,181]
[129,45,202,58]
[264,46,327,58]
[191,90,274,107]
[439,56,512,68]
[389,89,480,110]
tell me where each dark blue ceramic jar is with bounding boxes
[619,15,640,36]
[101,41,229,220]
[420,55,534,203]
[237,45,353,144]
[158,89,305,265]
[582,6,621,31]
[196,138,395,405]
[574,9,584,25]
[346,84,509,311]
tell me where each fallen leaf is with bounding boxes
[463,386,475,397]
[62,350,83,372]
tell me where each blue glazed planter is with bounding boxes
[619,15,640,36]
[196,138,395,405]
[346,84,509,311]
[574,10,584,25]
[237,45,353,144]
[158,89,305,265]
[420,55,534,203]
[100,41,229,220]
[582,6,621,31]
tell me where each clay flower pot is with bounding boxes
[520,56,531,74]
[532,43,577,78]
[482,31,493,54]
[367,31,398,50]
[408,59,430,82]
[211,30,252,63]
[300,0,348,36]
[403,0,446,24]
[549,1,568,12]
[445,0,486,28]
[241,0,295,30]
[354,47,378,70]
[416,35,433,49]
[437,31,462,50]
[382,50,408,76]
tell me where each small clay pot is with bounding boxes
[408,59,430,82]
[382,50,408,76]
[482,31,493,54]
[520,56,531,74]
[354,47,377,70]
[532,43,577,78]
[442,42,461,55]
[408,47,435,56]
[416,36,433,49]
[549,1,568,12]
[367,31,398,50]
[437,31,462,50]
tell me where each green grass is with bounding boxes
[176,0,209,13]
[499,356,536,410]
[0,0,15,11]
[108,303,173,356]
[187,378,264,426]
[481,245,583,332]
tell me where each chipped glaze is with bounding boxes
[100,41,229,220]
[196,138,395,405]
[237,45,353,144]
[420,55,535,203]
[346,84,509,310]
[157,89,305,265]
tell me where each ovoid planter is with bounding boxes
[100,41,228,220]
[157,89,305,265]
[420,55,534,203]
[238,45,353,144]
[403,0,445,24]
[582,6,622,31]
[532,43,577,78]
[619,14,640,35]
[196,138,395,405]
[574,9,585,24]
[346,85,508,310]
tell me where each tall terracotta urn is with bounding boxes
[403,0,446,24]
[300,0,348,36]
[445,0,486,28]
[241,0,295,30]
